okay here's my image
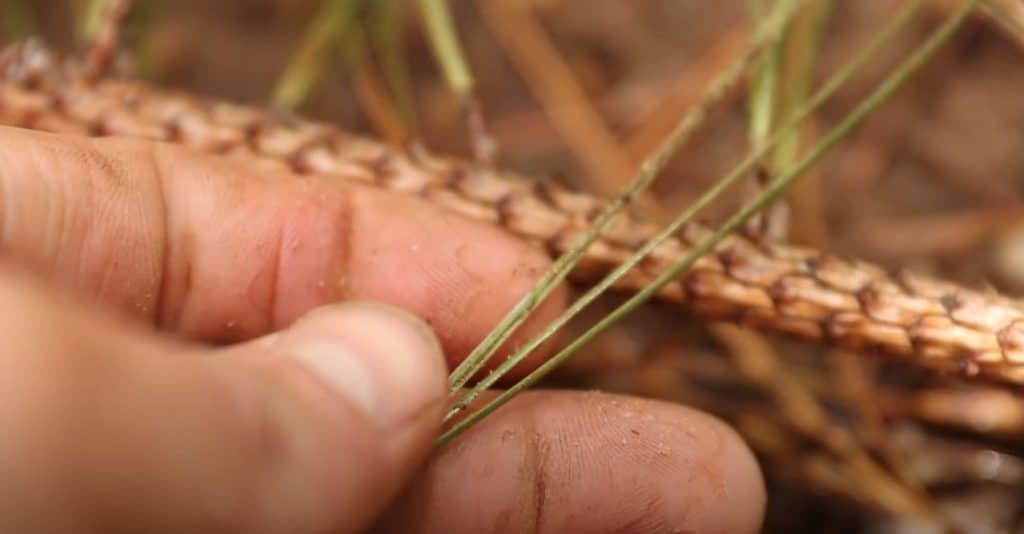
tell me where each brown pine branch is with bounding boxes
[2,43,1024,387]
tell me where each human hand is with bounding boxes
[0,126,764,533]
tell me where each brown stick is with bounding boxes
[3,44,1024,386]
[478,0,637,198]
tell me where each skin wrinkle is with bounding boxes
[607,407,726,533]
[86,145,135,311]
[20,137,159,322]
[44,159,64,280]
[263,219,285,334]
[37,145,68,281]
[164,151,294,341]
[0,152,9,253]
[240,191,288,336]
[330,187,355,312]
[418,247,478,341]
[611,495,667,534]
[527,428,549,534]
[568,400,666,534]
[158,229,195,333]
[174,157,226,340]
[55,129,553,351]
[39,141,99,291]
[496,423,543,534]
[148,145,177,330]
[279,178,355,331]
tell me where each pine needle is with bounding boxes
[439,0,978,446]
[445,0,922,421]
[445,0,807,394]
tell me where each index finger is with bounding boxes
[0,126,566,369]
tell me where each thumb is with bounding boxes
[221,302,450,531]
[0,272,447,534]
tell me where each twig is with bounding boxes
[477,0,640,201]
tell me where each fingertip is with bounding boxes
[380,391,765,534]
[539,392,766,533]
[0,274,452,533]
[196,301,451,532]
[272,300,448,437]
[644,402,766,533]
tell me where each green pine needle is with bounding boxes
[439,0,977,447]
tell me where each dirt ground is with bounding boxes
[12,0,1024,531]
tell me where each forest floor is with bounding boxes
[16,0,1024,531]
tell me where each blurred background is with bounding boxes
[5,1,1024,531]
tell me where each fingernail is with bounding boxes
[272,302,446,428]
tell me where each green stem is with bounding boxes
[439,0,979,445]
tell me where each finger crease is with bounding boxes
[267,222,284,331]
[525,427,550,534]
[148,146,175,328]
